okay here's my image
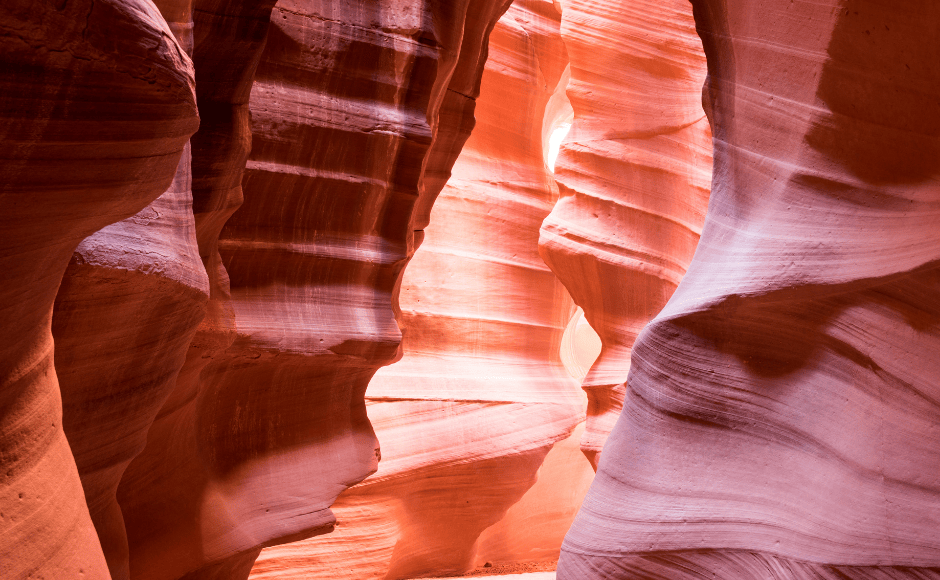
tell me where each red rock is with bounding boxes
[0,1,197,578]
[538,0,712,469]
[108,1,513,579]
[113,3,279,578]
[248,1,592,578]
[54,147,210,580]
[559,0,940,577]
[52,5,210,579]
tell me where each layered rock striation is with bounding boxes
[52,3,210,579]
[249,1,590,578]
[538,0,712,468]
[0,1,198,577]
[559,0,940,578]
[113,2,281,578]
[112,1,515,579]
[7,0,515,578]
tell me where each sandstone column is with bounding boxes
[538,0,712,469]
[0,1,198,577]
[559,1,940,577]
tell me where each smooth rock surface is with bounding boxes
[0,1,198,577]
[249,1,591,578]
[114,2,279,578]
[52,4,209,578]
[538,0,712,468]
[54,146,209,580]
[559,0,940,578]
[113,1,514,579]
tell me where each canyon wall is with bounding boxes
[5,0,513,578]
[0,1,198,578]
[248,1,592,578]
[52,3,210,579]
[538,0,712,469]
[559,0,940,578]
[117,1,513,579]
[7,0,940,579]
[128,1,513,578]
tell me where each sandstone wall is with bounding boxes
[538,0,712,469]
[559,0,940,578]
[0,1,198,577]
[249,1,592,578]
[116,1,513,579]
[4,0,512,578]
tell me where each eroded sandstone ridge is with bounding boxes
[249,1,592,577]
[559,0,940,578]
[119,0,511,578]
[5,0,513,578]
[0,1,198,577]
[538,0,712,468]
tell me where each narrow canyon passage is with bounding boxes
[249,1,595,576]
[2,0,940,579]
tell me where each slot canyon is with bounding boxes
[0,0,938,579]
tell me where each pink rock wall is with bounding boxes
[9,0,510,578]
[52,4,209,579]
[0,1,198,577]
[117,1,512,579]
[559,0,940,578]
[53,145,209,580]
[113,3,281,579]
[538,0,712,469]
[248,1,591,578]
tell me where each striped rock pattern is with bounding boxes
[52,3,210,578]
[249,1,591,578]
[559,0,940,578]
[538,0,712,468]
[0,1,198,578]
[113,1,513,579]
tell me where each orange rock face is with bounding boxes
[95,1,512,579]
[538,0,712,468]
[10,0,512,578]
[559,0,940,578]
[0,1,197,578]
[7,0,940,578]
[52,5,209,579]
[248,2,592,578]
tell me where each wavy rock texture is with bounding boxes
[537,0,712,469]
[0,1,198,578]
[53,144,209,580]
[52,4,209,580]
[111,2,279,580]
[109,1,512,579]
[559,0,940,578]
[248,2,590,578]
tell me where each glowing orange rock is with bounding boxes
[538,0,711,469]
[249,1,592,578]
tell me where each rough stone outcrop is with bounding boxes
[537,0,711,468]
[559,0,940,578]
[0,1,198,578]
[248,2,590,578]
